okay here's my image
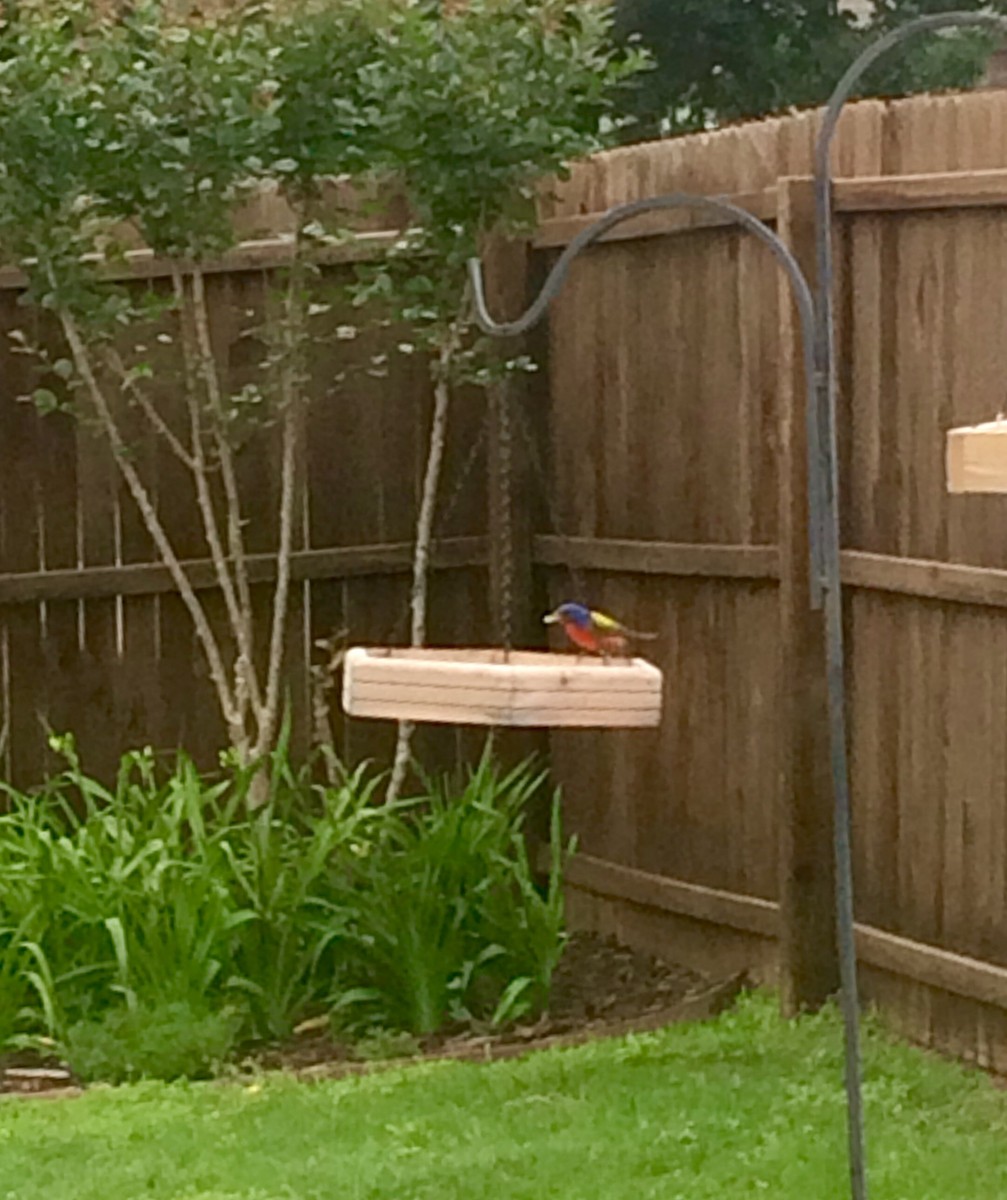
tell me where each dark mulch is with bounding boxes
[550,931,706,1026]
[0,933,748,1097]
[254,932,745,1078]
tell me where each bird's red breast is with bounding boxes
[563,621,601,652]
[559,618,628,657]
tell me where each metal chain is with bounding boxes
[435,415,490,541]
[512,395,589,604]
[373,379,586,652]
[495,380,514,655]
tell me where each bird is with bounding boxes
[543,602,657,661]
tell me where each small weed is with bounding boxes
[350,1029,423,1062]
[63,1000,241,1083]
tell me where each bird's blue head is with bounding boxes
[543,601,592,630]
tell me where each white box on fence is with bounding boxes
[947,419,1007,493]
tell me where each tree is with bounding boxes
[345,0,644,800]
[612,0,1007,139]
[0,0,386,798]
[0,0,641,794]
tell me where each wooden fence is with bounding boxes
[531,88,1007,1071]
[8,86,1007,1070]
[0,234,496,786]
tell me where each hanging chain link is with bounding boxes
[373,368,589,650]
[434,415,490,542]
[495,378,515,656]
[512,395,589,604]
[374,387,587,652]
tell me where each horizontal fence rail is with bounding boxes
[0,537,488,605]
[561,853,1007,1015]
[533,536,780,580]
[535,169,1007,250]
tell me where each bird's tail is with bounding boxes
[624,627,658,641]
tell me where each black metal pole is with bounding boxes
[812,16,1007,1200]
[469,16,1007,1200]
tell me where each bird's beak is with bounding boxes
[543,611,560,625]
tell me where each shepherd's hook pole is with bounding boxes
[814,15,1007,1200]
[468,187,843,1162]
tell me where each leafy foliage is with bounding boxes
[0,0,279,307]
[0,739,569,1077]
[372,0,642,247]
[613,0,1006,138]
[0,0,640,773]
[0,735,379,1052]
[347,0,645,365]
[0,0,640,367]
[333,751,571,1036]
[262,0,389,199]
[64,1000,241,1084]
[94,3,277,261]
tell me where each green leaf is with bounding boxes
[31,388,60,414]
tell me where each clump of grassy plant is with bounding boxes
[0,736,570,1079]
[0,730,383,1066]
[331,751,571,1037]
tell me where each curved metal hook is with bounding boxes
[469,192,824,606]
[814,12,1007,547]
[469,26,1005,1200]
[811,16,1007,1200]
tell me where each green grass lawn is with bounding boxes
[2,994,1005,1200]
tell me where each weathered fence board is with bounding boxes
[0,249,494,782]
[538,89,1007,1064]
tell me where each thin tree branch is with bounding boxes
[188,268,260,720]
[217,434,255,661]
[59,309,244,749]
[387,307,468,805]
[255,252,305,760]
[169,269,261,728]
[410,357,452,645]
[257,394,297,759]
[106,348,197,471]
[387,718,415,803]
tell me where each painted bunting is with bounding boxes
[543,602,657,660]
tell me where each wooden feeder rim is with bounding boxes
[341,646,663,729]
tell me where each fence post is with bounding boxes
[776,176,840,1013]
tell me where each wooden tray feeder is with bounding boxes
[342,647,663,728]
[946,419,1007,493]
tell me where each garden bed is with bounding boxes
[0,933,748,1096]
